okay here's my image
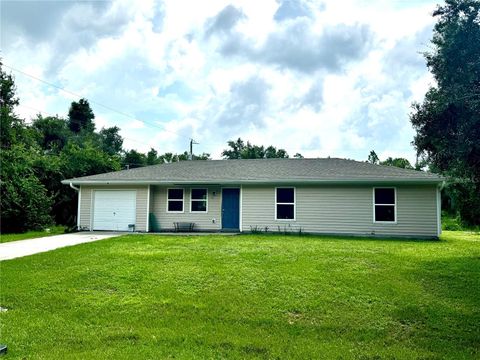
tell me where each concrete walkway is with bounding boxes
[0,232,122,261]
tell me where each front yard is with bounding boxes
[0,231,479,359]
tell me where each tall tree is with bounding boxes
[410,0,480,225]
[0,62,28,149]
[99,126,123,155]
[68,98,95,133]
[367,150,379,164]
[0,64,53,232]
[146,148,160,165]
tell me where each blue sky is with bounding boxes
[1,0,439,162]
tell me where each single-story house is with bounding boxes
[62,158,444,238]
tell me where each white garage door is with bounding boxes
[93,190,136,231]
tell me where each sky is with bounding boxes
[1,0,439,162]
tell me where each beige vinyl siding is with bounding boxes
[78,185,149,232]
[242,185,439,237]
[150,186,221,231]
[79,186,92,230]
[135,187,148,232]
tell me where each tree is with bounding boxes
[99,126,123,155]
[0,144,53,232]
[0,62,28,149]
[380,157,414,169]
[410,0,480,225]
[265,145,289,158]
[189,152,210,160]
[293,153,304,159]
[0,63,53,232]
[366,151,415,169]
[222,138,245,159]
[146,148,160,165]
[123,149,147,169]
[222,138,290,159]
[367,150,379,164]
[68,98,95,133]
[31,115,70,152]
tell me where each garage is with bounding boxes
[93,190,136,231]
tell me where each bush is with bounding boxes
[0,145,53,233]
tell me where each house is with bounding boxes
[61,158,444,238]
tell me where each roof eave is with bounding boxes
[62,178,444,186]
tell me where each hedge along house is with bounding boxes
[62,158,444,238]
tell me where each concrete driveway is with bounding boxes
[0,232,122,261]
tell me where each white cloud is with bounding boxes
[2,0,439,163]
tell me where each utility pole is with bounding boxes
[189,139,199,160]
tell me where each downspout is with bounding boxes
[70,182,81,230]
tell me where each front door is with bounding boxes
[222,188,240,231]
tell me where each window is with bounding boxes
[167,188,184,212]
[276,187,295,220]
[191,189,208,212]
[374,188,396,222]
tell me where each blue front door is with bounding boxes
[222,188,240,230]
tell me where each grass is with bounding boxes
[0,231,479,359]
[442,212,480,232]
[0,226,67,244]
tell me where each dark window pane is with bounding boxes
[168,189,183,200]
[277,188,294,203]
[191,200,207,212]
[375,188,395,204]
[277,204,294,219]
[192,189,207,200]
[168,200,183,212]
[375,205,395,222]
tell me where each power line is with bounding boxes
[16,104,162,152]
[2,62,193,141]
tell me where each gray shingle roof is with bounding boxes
[62,158,443,185]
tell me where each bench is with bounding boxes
[173,222,195,232]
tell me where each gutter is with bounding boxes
[69,182,81,230]
[62,178,445,186]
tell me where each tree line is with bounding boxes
[366,150,424,170]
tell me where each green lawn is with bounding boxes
[0,231,479,359]
[0,226,66,243]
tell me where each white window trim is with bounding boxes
[275,187,296,221]
[166,188,184,213]
[373,187,397,224]
[190,188,208,213]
